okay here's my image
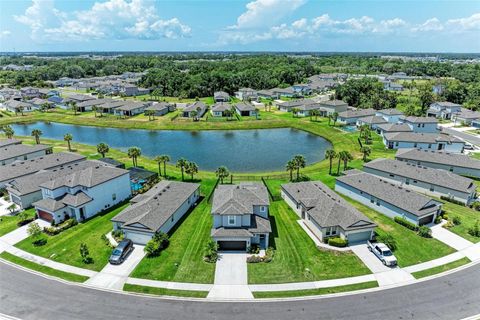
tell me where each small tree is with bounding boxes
[18,210,29,222]
[378,234,397,251]
[2,125,14,139]
[64,133,73,152]
[204,240,219,263]
[285,160,295,181]
[127,146,141,167]
[468,221,480,237]
[325,149,337,175]
[7,203,17,214]
[80,243,93,264]
[97,142,110,158]
[215,166,230,184]
[27,222,44,246]
[418,226,432,238]
[292,154,306,180]
[331,112,339,126]
[31,129,43,144]
[360,146,371,162]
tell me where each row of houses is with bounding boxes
[276,99,349,117]
[427,101,480,125]
[0,140,52,166]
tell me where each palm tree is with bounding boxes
[17,106,24,116]
[64,133,73,151]
[215,166,230,184]
[331,112,339,126]
[293,154,306,180]
[96,142,109,158]
[185,162,199,181]
[176,158,188,181]
[159,155,170,177]
[92,106,98,118]
[267,101,273,112]
[285,160,295,181]
[325,149,337,175]
[310,109,320,122]
[338,151,353,173]
[145,110,155,121]
[191,110,198,122]
[127,147,141,167]
[31,129,42,144]
[69,101,78,115]
[254,108,260,120]
[2,125,14,139]
[359,125,371,144]
[40,102,50,113]
[154,156,163,176]
[360,146,371,162]
[337,151,345,175]
[291,107,299,118]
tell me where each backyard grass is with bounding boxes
[443,202,480,243]
[15,203,129,271]
[247,201,371,284]
[411,257,471,279]
[0,251,89,283]
[252,281,378,299]
[0,208,36,237]
[130,180,216,284]
[123,284,208,298]
[345,197,456,267]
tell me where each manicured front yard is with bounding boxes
[123,284,208,298]
[252,281,378,298]
[130,181,216,284]
[442,202,480,243]
[411,257,471,279]
[345,198,456,267]
[15,203,129,271]
[0,208,36,237]
[0,251,89,283]
[247,201,371,284]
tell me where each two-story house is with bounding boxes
[427,101,462,120]
[211,183,271,251]
[399,116,439,133]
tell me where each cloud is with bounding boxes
[447,13,480,31]
[0,30,12,38]
[15,0,191,42]
[411,18,444,32]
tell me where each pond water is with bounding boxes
[11,122,332,172]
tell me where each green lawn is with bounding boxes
[252,281,378,299]
[411,257,471,279]
[345,198,456,267]
[15,203,129,271]
[443,202,480,243]
[123,284,208,298]
[0,251,89,283]
[130,180,216,284]
[0,208,36,237]
[247,201,371,284]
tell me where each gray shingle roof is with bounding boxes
[377,123,412,133]
[0,139,21,148]
[455,108,480,120]
[117,101,148,111]
[338,108,376,119]
[431,101,461,108]
[320,100,348,107]
[183,101,206,112]
[145,102,173,112]
[336,170,442,217]
[376,108,404,115]
[395,148,480,170]
[384,132,462,144]
[33,198,66,212]
[357,116,388,125]
[0,144,51,162]
[235,102,256,112]
[402,116,438,124]
[364,158,475,193]
[61,191,93,207]
[282,181,375,231]
[211,102,232,112]
[211,228,253,238]
[214,91,230,98]
[112,181,200,232]
[212,183,269,215]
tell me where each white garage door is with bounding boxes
[125,231,153,245]
[347,231,372,244]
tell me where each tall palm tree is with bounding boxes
[293,154,306,180]
[342,151,353,171]
[337,151,345,175]
[154,156,163,176]
[2,125,14,139]
[40,102,50,113]
[96,142,110,158]
[145,110,155,121]
[92,106,98,118]
[64,133,73,151]
[185,162,199,181]
[127,147,141,167]
[31,129,42,144]
[359,125,371,144]
[331,112,339,126]
[176,158,188,181]
[17,106,24,116]
[310,109,320,122]
[160,155,170,177]
[325,149,337,175]
[360,146,371,162]
[70,101,78,115]
[291,107,299,118]
[215,166,230,184]
[285,160,295,181]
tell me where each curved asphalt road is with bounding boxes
[1,261,479,320]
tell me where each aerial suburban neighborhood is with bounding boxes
[0,0,479,319]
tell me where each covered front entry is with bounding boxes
[218,241,247,251]
[37,209,53,222]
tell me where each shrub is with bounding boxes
[101,234,114,248]
[43,218,78,236]
[112,230,124,242]
[27,222,43,244]
[468,221,480,237]
[472,202,480,211]
[394,217,419,231]
[204,240,219,263]
[144,232,170,257]
[33,238,47,246]
[17,218,35,227]
[452,216,462,226]
[442,214,449,221]
[377,234,397,251]
[246,255,263,263]
[434,215,442,224]
[80,243,93,264]
[328,237,348,247]
[440,196,465,206]
[263,247,275,263]
[418,226,432,238]
[247,244,260,254]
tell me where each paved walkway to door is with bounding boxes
[207,252,253,300]
[430,222,474,251]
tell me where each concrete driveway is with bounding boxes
[350,243,391,273]
[85,245,145,290]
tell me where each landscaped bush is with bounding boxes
[263,247,275,263]
[247,244,260,254]
[442,214,449,221]
[468,221,480,237]
[440,196,466,206]
[204,240,219,263]
[246,255,263,263]
[144,232,170,257]
[112,230,124,242]
[33,238,47,246]
[17,218,35,227]
[394,217,419,231]
[434,215,442,224]
[472,202,480,211]
[418,226,432,238]
[101,234,114,248]
[43,218,78,236]
[328,237,348,247]
[80,243,93,264]
[377,234,397,251]
[452,216,462,226]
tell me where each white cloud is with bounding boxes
[15,0,191,42]
[0,30,12,38]
[447,13,480,31]
[411,18,444,32]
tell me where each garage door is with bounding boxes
[37,210,53,222]
[347,231,372,244]
[125,231,153,245]
[218,241,247,251]
[418,215,434,226]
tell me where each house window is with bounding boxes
[228,216,236,226]
[430,186,434,192]
[389,174,394,177]
[428,144,432,149]
[171,215,174,222]
[413,143,417,148]
[449,167,453,172]
[326,227,331,236]
[370,197,374,203]
[260,206,266,212]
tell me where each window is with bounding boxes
[370,197,374,203]
[228,216,236,226]
[389,174,394,177]
[413,143,417,148]
[376,200,380,206]
[428,144,432,149]
[260,206,266,212]
[326,227,331,236]
[449,167,453,172]
[112,193,116,201]
[171,215,174,222]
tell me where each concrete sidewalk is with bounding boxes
[431,222,474,251]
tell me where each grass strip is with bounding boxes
[123,283,209,298]
[411,257,471,279]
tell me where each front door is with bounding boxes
[438,143,444,150]
[79,207,85,221]
[301,209,305,219]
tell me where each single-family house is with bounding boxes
[376,109,404,123]
[399,116,439,133]
[356,115,388,129]
[292,84,313,96]
[281,181,376,244]
[214,91,230,102]
[395,148,480,178]
[272,87,296,98]
[363,158,477,205]
[20,87,40,99]
[1,144,52,166]
[145,102,175,116]
[235,102,257,117]
[433,84,445,95]
[64,94,96,104]
[452,108,480,125]
[235,88,258,101]
[111,181,200,244]
[75,98,113,112]
[376,123,412,136]
[382,81,404,91]
[335,170,443,225]
[427,102,462,120]
[114,102,149,117]
[337,108,376,125]
[4,100,35,113]
[182,101,207,118]
[210,102,232,117]
[383,132,464,153]
[256,89,278,99]
[33,165,131,224]
[277,99,312,112]
[29,98,53,110]
[211,183,271,251]
[98,100,127,114]
[318,100,349,116]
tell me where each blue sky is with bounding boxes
[0,0,479,52]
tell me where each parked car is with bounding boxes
[109,239,133,265]
[367,240,397,267]
[464,143,474,150]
